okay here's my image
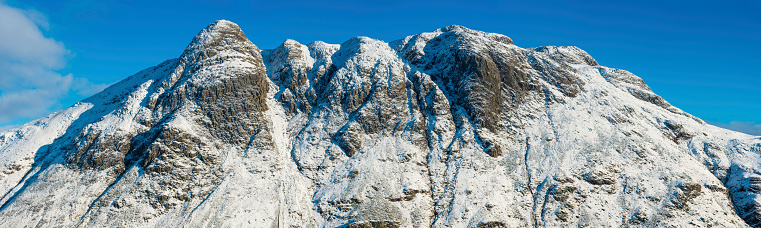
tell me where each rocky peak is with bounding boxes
[307,41,340,61]
[434,24,514,46]
[333,36,397,68]
[263,39,315,115]
[436,24,470,33]
[179,20,260,65]
[530,45,599,66]
[268,39,313,70]
[157,20,266,98]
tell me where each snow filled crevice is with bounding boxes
[75,168,135,227]
[525,136,538,228]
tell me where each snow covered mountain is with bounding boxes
[1,20,760,227]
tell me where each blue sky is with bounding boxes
[1,0,759,134]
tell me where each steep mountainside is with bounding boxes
[0,20,760,227]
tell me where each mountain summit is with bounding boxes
[0,20,760,227]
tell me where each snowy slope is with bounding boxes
[0,20,759,227]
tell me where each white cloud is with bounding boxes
[0,3,107,128]
[708,121,761,136]
[0,4,66,68]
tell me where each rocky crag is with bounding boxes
[0,20,760,227]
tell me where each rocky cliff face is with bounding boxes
[0,20,760,227]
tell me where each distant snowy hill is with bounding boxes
[0,20,760,227]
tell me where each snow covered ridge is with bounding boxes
[0,20,760,227]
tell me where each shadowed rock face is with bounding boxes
[264,39,314,116]
[394,26,536,134]
[65,20,271,173]
[0,21,760,228]
[161,20,270,145]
